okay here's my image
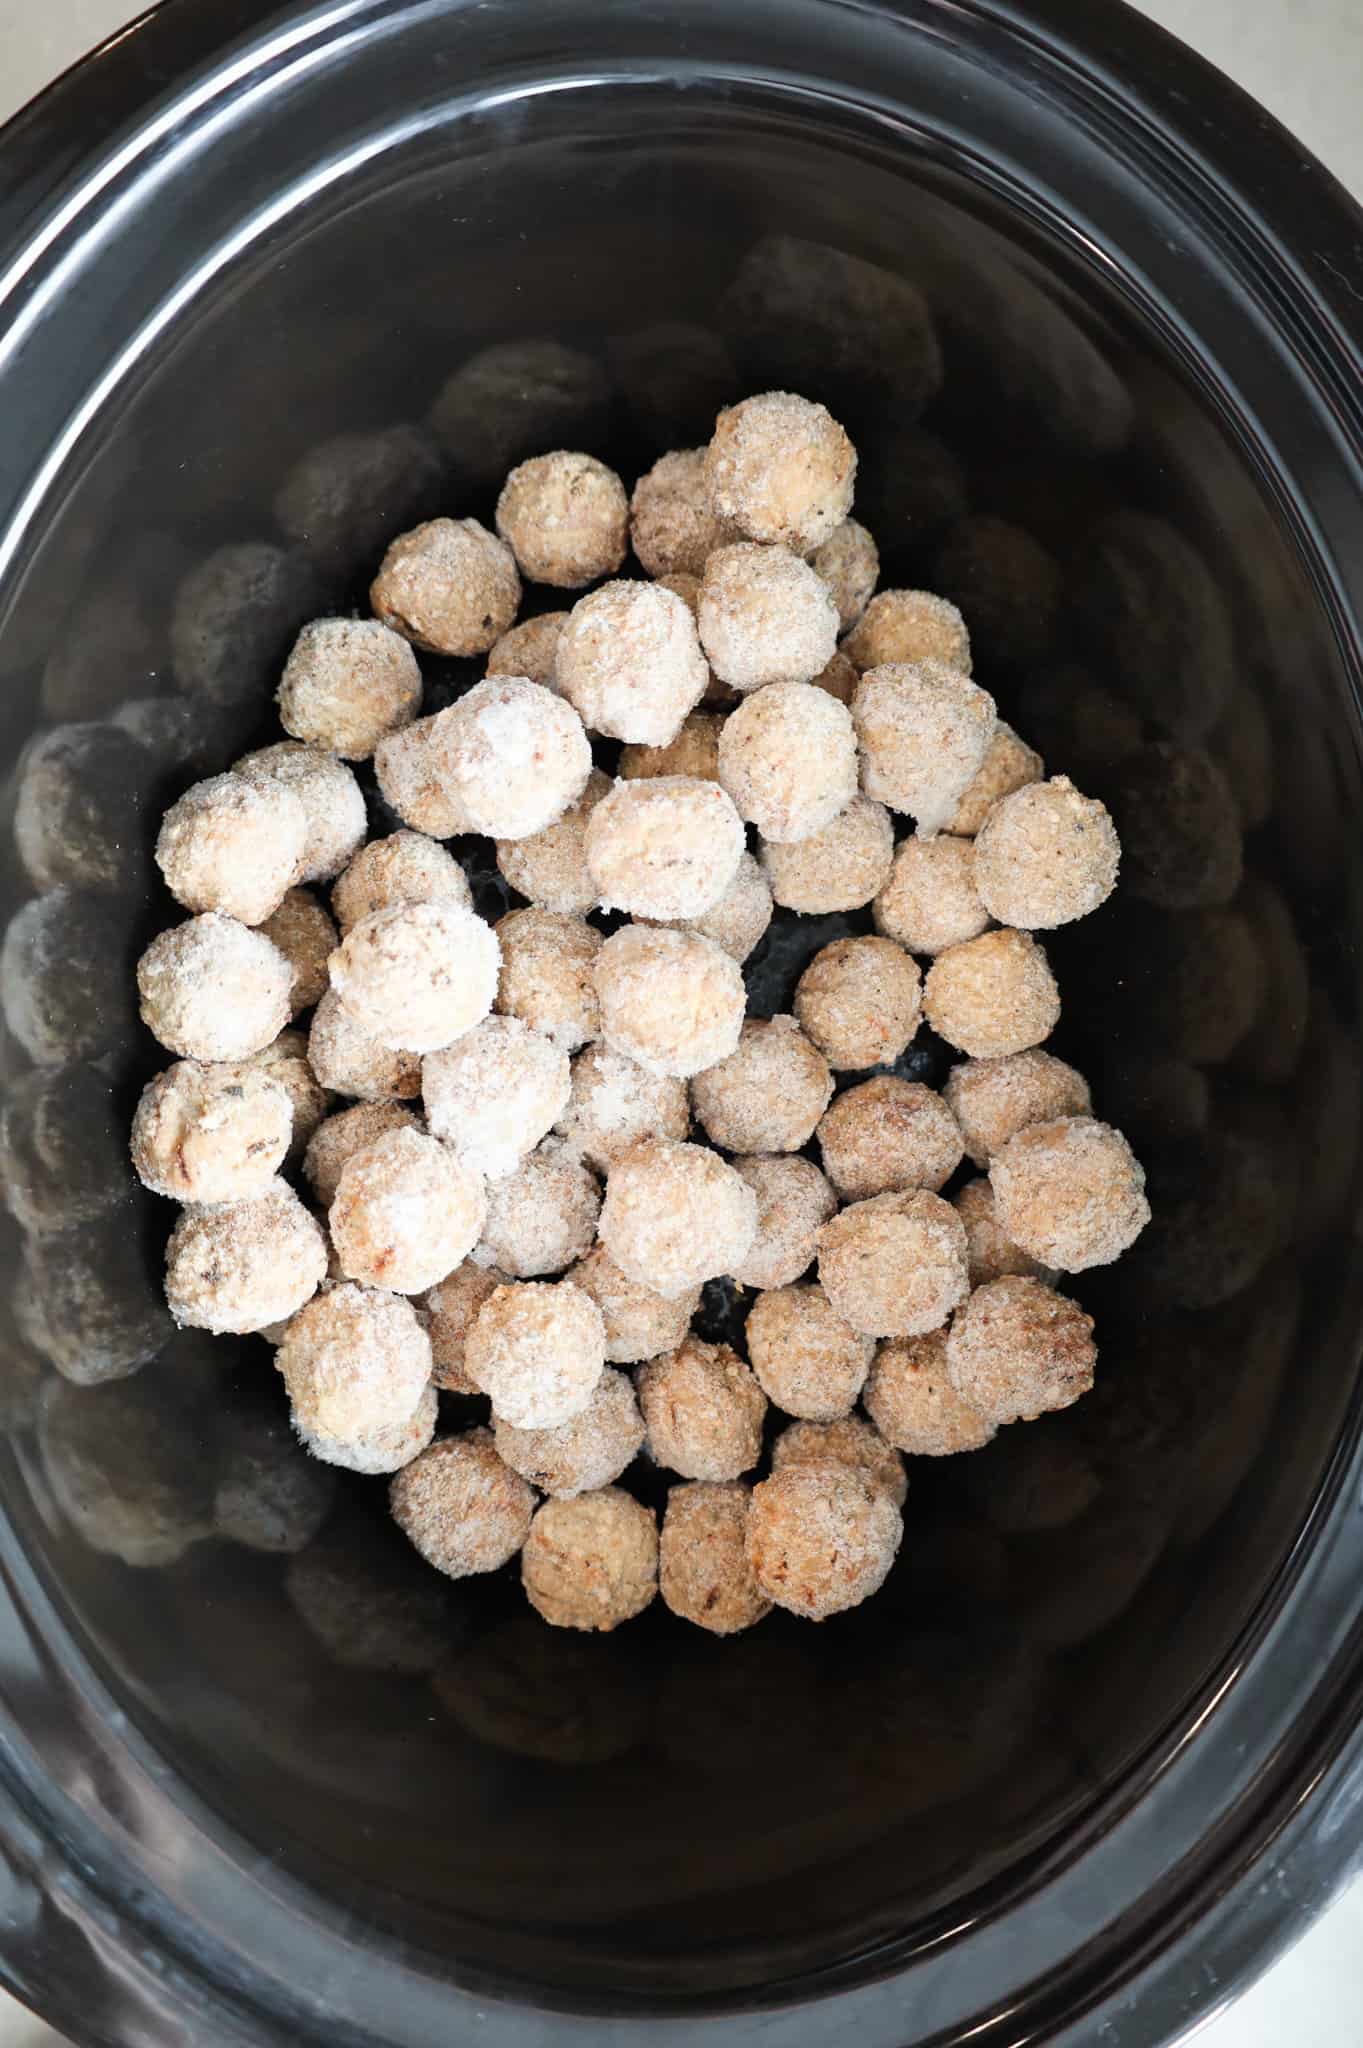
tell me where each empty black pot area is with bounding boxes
[1,2,1363,2044]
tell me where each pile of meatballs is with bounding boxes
[128,387,1149,1633]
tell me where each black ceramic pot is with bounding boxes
[0,1,1361,2042]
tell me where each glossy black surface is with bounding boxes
[1,1,1363,2043]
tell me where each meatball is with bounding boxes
[521,1488,658,1632]
[373,710,470,838]
[567,1242,699,1364]
[852,659,996,834]
[747,1463,901,1621]
[629,446,736,579]
[585,775,745,919]
[330,1126,487,1294]
[952,1175,1057,1288]
[495,450,628,587]
[704,390,856,552]
[277,1282,432,1449]
[243,1027,329,1162]
[841,589,972,676]
[329,901,500,1054]
[793,936,922,1071]
[486,610,569,689]
[258,888,337,1015]
[645,851,774,964]
[690,1016,833,1154]
[659,1482,771,1635]
[599,1138,758,1298]
[946,722,1044,837]
[331,831,471,935]
[618,711,723,785]
[873,834,990,955]
[771,1414,907,1509]
[131,1059,292,1203]
[717,681,857,843]
[810,518,879,633]
[166,1180,327,1334]
[817,1077,964,1200]
[442,675,592,840]
[729,1154,838,1291]
[593,924,745,1079]
[473,1144,601,1278]
[418,1259,505,1394]
[308,988,422,1102]
[555,580,708,745]
[637,1334,767,1480]
[464,1279,606,1428]
[277,616,422,759]
[554,1043,690,1174]
[760,795,894,915]
[494,1367,644,1497]
[370,516,520,656]
[817,1188,969,1338]
[942,1049,1092,1168]
[390,1430,536,1577]
[745,1284,874,1421]
[945,1276,1097,1424]
[922,929,1060,1059]
[989,1116,1150,1272]
[973,777,1120,928]
[863,1328,997,1455]
[697,542,839,692]
[423,1016,570,1181]
[154,771,305,925]
[496,769,611,915]
[235,742,367,885]
[137,914,292,1062]
[495,908,602,1053]
[303,1100,422,1209]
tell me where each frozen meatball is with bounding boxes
[443,676,591,839]
[522,1487,658,1632]
[864,1328,996,1455]
[304,1101,422,1208]
[565,1242,697,1364]
[2,889,130,1066]
[593,924,744,1078]
[556,581,708,745]
[0,1064,130,1235]
[718,681,856,843]
[690,1016,833,1153]
[874,834,990,955]
[213,1395,337,1554]
[1108,743,1243,910]
[18,1219,172,1385]
[646,851,774,964]
[474,1144,601,1278]
[496,450,628,588]
[486,611,569,688]
[760,795,894,914]
[153,771,304,925]
[817,1077,963,1200]
[943,1050,1092,1169]
[853,660,996,833]
[298,1379,439,1477]
[424,1016,570,1181]
[245,1027,329,1161]
[747,1463,901,1621]
[308,988,422,1102]
[585,775,745,919]
[370,516,520,656]
[166,1180,327,1333]
[619,711,723,785]
[599,1137,758,1297]
[430,338,610,484]
[131,1059,291,1203]
[818,1188,969,1338]
[391,1429,536,1578]
[495,1367,644,1497]
[277,617,422,759]
[554,1043,690,1173]
[465,1278,604,1428]
[745,1284,873,1421]
[138,913,292,1061]
[278,1282,432,1443]
[771,1414,907,1508]
[810,518,879,634]
[973,776,1120,928]
[417,1260,505,1395]
[810,648,859,705]
[39,1374,212,1567]
[495,908,602,1053]
[329,901,500,1053]
[236,742,367,886]
[704,391,855,552]
[730,1154,837,1290]
[923,929,1060,1059]
[990,1116,1150,1273]
[698,542,839,692]
[637,1334,767,1480]
[629,446,736,579]
[331,1126,487,1293]
[258,887,336,1015]
[946,1276,1097,1424]
[931,515,1061,670]
[332,831,471,935]
[496,769,610,915]
[841,589,972,676]
[793,935,922,1071]
[946,723,1044,837]
[660,1482,771,1634]
[373,710,469,838]
[952,1175,1058,1288]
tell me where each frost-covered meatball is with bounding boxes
[730,1154,838,1291]
[810,518,879,633]
[946,1276,1097,1424]
[945,722,1044,836]
[330,1126,487,1293]
[521,1487,658,1632]
[565,1242,698,1364]
[556,581,708,745]
[423,1016,570,1181]
[131,1059,292,1203]
[952,1175,1057,1288]
[794,936,922,1071]
[465,1279,605,1428]
[370,517,520,656]
[494,1367,644,1497]
[698,542,839,692]
[747,1463,901,1621]
[852,660,996,833]
[154,772,306,925]
[818,1189,969,1338]
[704,391,856,552]
[554,1042,690,1173]
[166,1180,327,1333]
[771,1414,907,1508]
[496,769,610,915]
[329,901,500,1053]
[873,834,990,955]
[637,1334,767,1480]
[942,1049,1092,1168]
[303,1101,421,1208]
[644,852,774,964]
[864,1328,997,1455]
[659,1482,771,1635]
[496,450,628,587]
[629,446,736,579]
[760,795,894,914]
[138,914,293,1062]
[390,1430,536,1577]
[473,1144,601,1278]
[443,676,591,840]
[308,989,422,1102]
[690,1016,832,1154]
[331,831,471,935]
[486,611,569,689]
[745,1284,874,1421]
[817,1077,964,1200]
[922,929,1060,1059]
[585,775,745,919]
[842,589,972,676]
[973,777,1120,928]
[599,1138,758,1297]
[235,742,367,885]
[278,1282,432,1446]
[989,1117,1149,1273]
[717,681,857,843]
[418,1259,505,1394]
[258,888,337,1015]
[277,617,422,759]
[495,908,602,1053]
[373,710,470,838]
[593,924,745,1079]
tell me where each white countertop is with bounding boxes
[0,1,1360,2043]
